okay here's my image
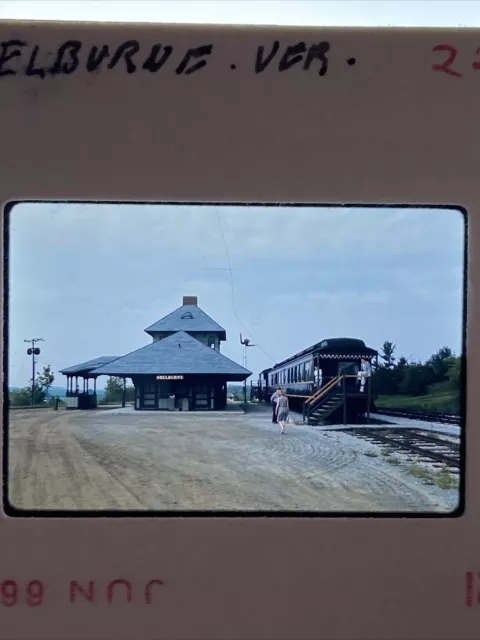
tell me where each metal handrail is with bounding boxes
[304,376,340,406]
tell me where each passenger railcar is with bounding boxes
[259,337,378,424]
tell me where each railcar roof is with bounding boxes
[271,337,378,369]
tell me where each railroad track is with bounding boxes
[374,408,461,426]
[338,427,461,470]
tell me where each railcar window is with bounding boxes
[4,202,465,516]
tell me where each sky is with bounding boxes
[1,1,480,28]
[8,203,464,388]
[2,1,474,387]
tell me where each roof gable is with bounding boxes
[91,331,250,379]
[144,304,226,339]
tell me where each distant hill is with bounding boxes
[9,386,105,399]
[227,384,245,392]
[48,386,68,397]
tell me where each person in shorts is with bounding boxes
[276,389,290,434]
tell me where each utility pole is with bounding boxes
[240,334,256,403]
[24,338,44,407]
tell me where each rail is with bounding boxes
[374,407,461,426]
[337,427,460,469]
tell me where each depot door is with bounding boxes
[193,382,214,410]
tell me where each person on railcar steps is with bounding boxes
[270,387,281,423]
[357,358,372,393]
[276,389,290,435]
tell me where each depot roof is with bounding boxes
[144,301,226,340]
[92,331,251,380]
[59,356,120,376]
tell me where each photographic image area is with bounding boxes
[5,203,465,514]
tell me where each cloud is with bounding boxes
[7,202,465,386]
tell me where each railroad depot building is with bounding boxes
[59,296,251,411]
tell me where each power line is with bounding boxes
[215,209,276,365]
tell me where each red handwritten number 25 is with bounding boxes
[432,44,463,77]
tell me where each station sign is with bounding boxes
[156,375,184,380]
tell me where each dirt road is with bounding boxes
[7,405,458,512]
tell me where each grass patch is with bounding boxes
[375,385,460,414]
[434,467,459,490]
[364,451,379,458]
[386,456,401,466]
[409,462,431,479]
[407,462,459,490]
[382,448,396,457]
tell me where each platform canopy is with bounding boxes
[144,298,227,340]
[59,356,120,377]
[92,331,251,380]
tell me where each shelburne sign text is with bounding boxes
[0,38,333,79]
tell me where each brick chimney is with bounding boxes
[183,296,198,306]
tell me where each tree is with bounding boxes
[373,341,461,408]
[37,365,55,398]
[372,366,398,394]
[372,341,397,394]
[10,387,34,406]
[426,346,453,383]
[9,383,45,406]
[396,356,408,374]
[104,377,124,403]
[393,356,408,389]
[445,355,461,390]
[102,377,135,404]
[398,363,430,396]
[380,341,396,369]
